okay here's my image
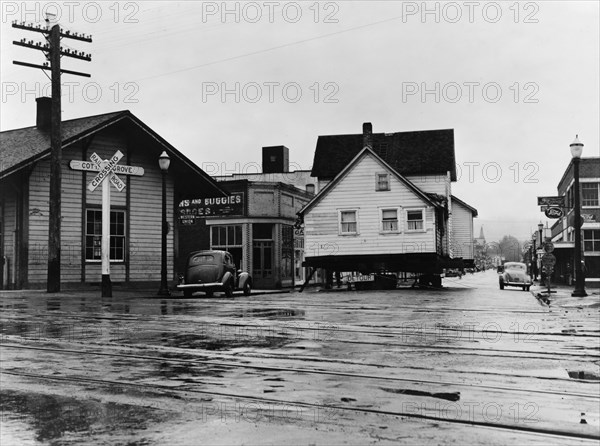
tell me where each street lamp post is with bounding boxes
[538,222,544,284]
[158,151,171,296]
[570,135,587,297]
[531,235,537,281]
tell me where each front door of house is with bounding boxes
[252,240,273,289]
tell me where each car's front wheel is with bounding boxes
[499,280,504,290]
[183,289,193,298]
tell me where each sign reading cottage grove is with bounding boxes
[178,193,245,224]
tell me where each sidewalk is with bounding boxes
[0,287,290,299]
[531,282,600,308]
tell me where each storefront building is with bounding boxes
[550,157,600,287]
[177,179,312,289]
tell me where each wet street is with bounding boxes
[1,270,599,445]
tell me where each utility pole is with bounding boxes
[12,18,91,292]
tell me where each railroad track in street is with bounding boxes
[2,342,599,400]
[2,367,599,443]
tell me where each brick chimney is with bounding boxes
[262,146,289,173]
[363,122,373,150]
[36,97,52,131]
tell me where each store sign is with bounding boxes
[544,207,563,219]
[178,192,245,224]
[537,196,564,207]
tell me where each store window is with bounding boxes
[584,230,600,252]
[211,225,243,268]
[582,183,599,207]
[85,209,125,261]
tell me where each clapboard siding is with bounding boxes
[451,200,474,260]
[405,174,449,196]
[305,154,436,256]
[127,151,174,282]
[27,158,51,283]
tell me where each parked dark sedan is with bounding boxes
[499,262,532,291]
[177,250,252,297]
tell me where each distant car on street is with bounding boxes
[177,250,252,297]
[444,269,463,278]
[498,262,532,291]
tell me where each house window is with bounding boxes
[211,225,243,268]
[582,183,599,207]
[376,173,390,191]
[340,210,358,234]
[584,230,600,252]
[381,209,398,232]
[406,209,424,231]
[85,209,125,261]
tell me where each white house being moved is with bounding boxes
[298,123,477,287]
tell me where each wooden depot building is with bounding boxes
[0,97,226,290]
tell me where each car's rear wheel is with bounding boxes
[183,289,193,298]
[243,281,252,296]
[224,281,234,298]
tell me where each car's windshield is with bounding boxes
[505,263,525,271]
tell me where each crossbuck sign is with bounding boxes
[70,150,144,296]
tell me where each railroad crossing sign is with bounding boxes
[94,151,124,191]
[69,150,144,297]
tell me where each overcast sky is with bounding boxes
[1,1,598,243]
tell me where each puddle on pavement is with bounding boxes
[0,389,168,444]
[380,387,461,401]
[232,308,306,319]
[567,370,600,381]
[145,331,291,351]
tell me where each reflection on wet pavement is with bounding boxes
[0,389,169,444]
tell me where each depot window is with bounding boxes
[85,209,125,261]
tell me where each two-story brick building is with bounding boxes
[550,157,600,287]
[177,146,314,289]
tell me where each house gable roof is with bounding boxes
[0,110,227,198]
[451,195,478,217]
[311,128,456,181]
[300,147,440,216]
